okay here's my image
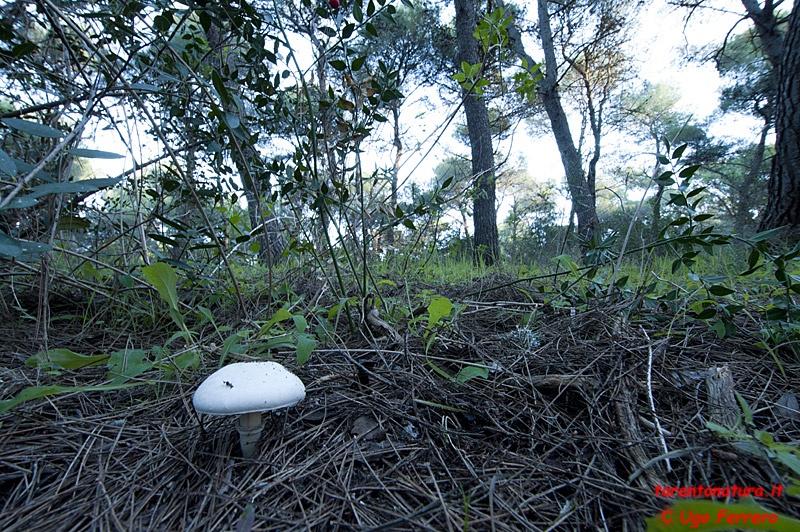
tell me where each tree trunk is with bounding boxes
[536,0,598,242]
[206,23,285,264]
[388,101,401,247]
[650,138,663,241]
[759,5,800,231]
[206,24,285,264]
[455,0,499,265]
[582,72,602,220]
[736,123,768,234]
[740,0,785,69]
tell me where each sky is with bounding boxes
[88,0,782,229]
[375,0,773,226]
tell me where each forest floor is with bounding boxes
[1,273,799,531]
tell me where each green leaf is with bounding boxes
[28,177,121,199]
[456,365,488,383]
[153,13,172,32]
[296,333,316,365]
[26,348,108,370]
[747,248,760,268]
[0,231,23,258]
[142,262,180,311]
[0,148,16,177]
[259,308,292,335]
[222,111,240,130]
[218,331,246,367]
[712,320,726,339]
[211,69,231,104]
[292,314,309,334]
[678,164,702,178]
[667,194,687,207]
[130,82,160,92]
[750,226,786,242]
[426,356,455,381]
[1,117,65,138]
[552,254,579,276]
[107,349,153,384]
[329,60,347,71]
[351,56,366,71]
[353,1,363,22]
[163,350,199,378]
[11,41,38,59]
[0,231,51,258]
[0,195,37,211]
[775,449,800,477]
[199,10,212,32]
[695,307,716,320]
[0,382,146,414]
[365,22,377,37]
[56,215,91,231]
[708,285,734,296]
[427,297,453,329]
[735,390,752,426]
[263,334,295,350]
[66,148,124,159]
[765,307,787,320]
[148,233,179,247]
[671,143,688,159]
[686,186,707,198]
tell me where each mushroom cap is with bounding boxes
[192,361,306,415]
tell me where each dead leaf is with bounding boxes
[776,391,799,420]
[351,414,380,440]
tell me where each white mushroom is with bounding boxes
[192,361,305,458]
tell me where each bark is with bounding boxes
[650,137,664,241]
[388,101,401,246]
[454,0,499,265]
[736,123,768,233]
[759,5,800,231]
[205,23,285,265]
[582,70,602,217]
[740,0,785,68]
[170,88,198,261]
[309,32,334,248]
[535,0,598,242]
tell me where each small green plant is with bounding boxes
[255,305,318,366]
[409,295,488,384]
[645,392,800,531]
[142,262,194,345]
[707,392,800,494]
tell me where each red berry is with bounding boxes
[330,0,339,8]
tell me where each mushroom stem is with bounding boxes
[236,412,263,458]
